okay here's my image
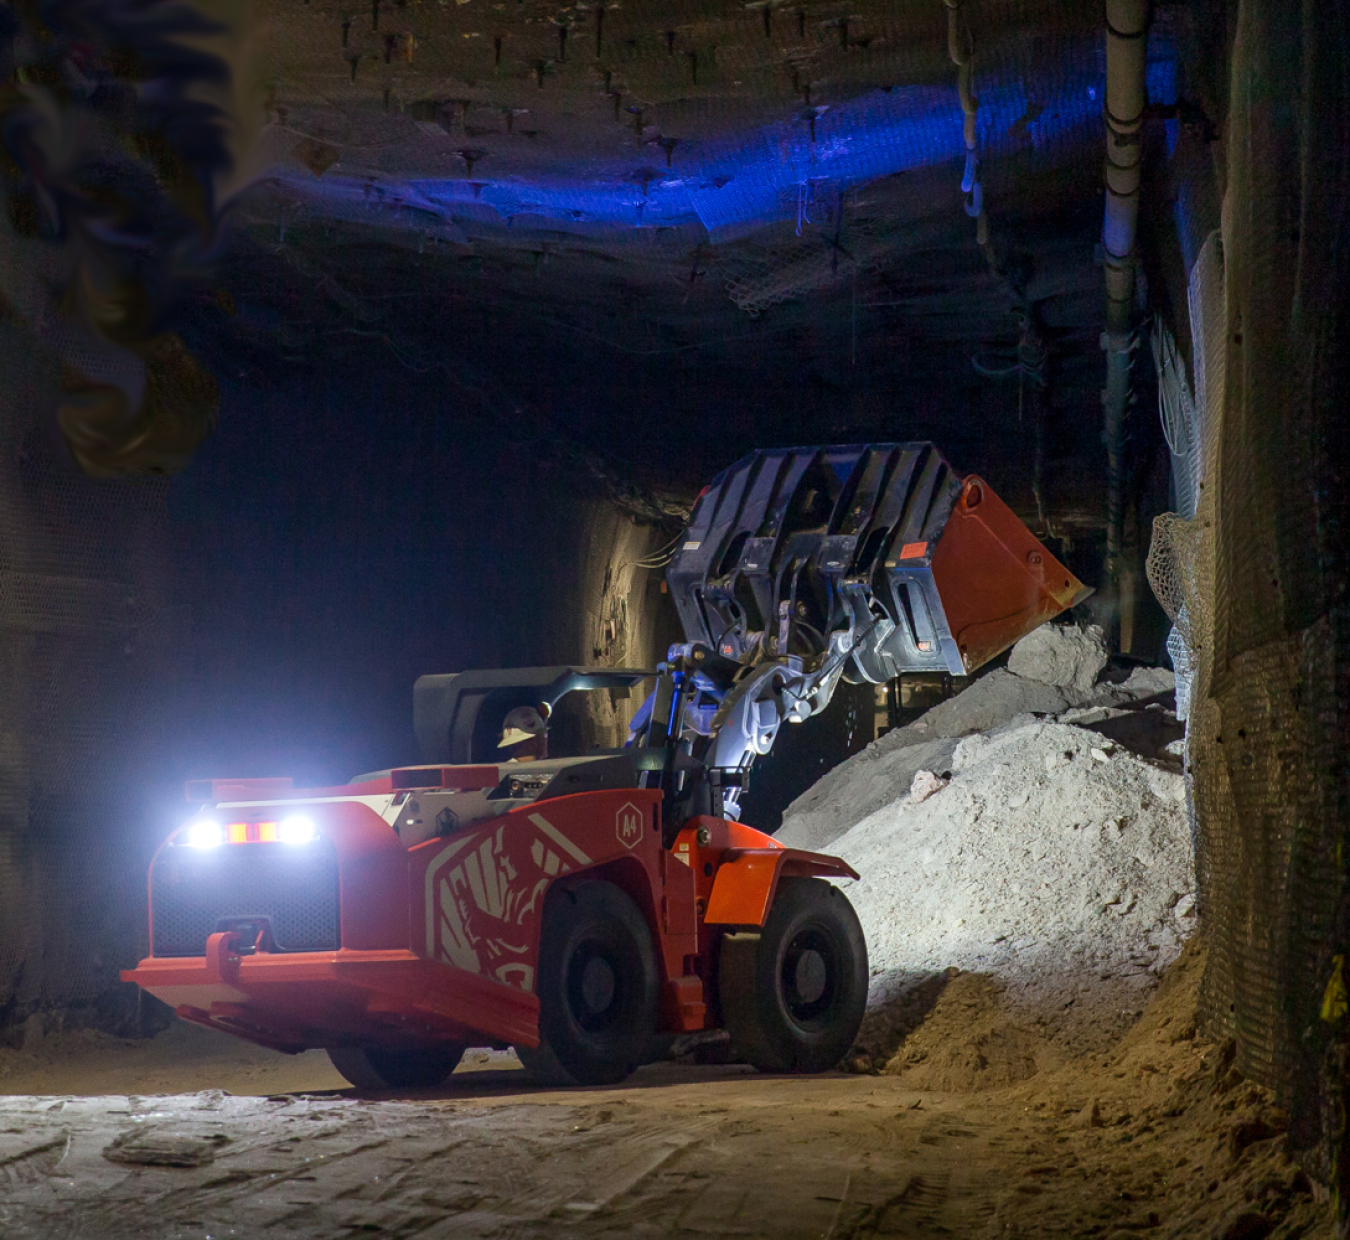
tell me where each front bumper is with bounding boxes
[122,938,540,1052]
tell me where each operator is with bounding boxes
[498,704,550,762]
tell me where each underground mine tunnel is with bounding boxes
[0,0,1346,1235]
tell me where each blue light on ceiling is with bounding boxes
[294,30,1178,243]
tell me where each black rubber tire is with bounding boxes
[513,1038,576,1086]
[327,1043,465,1090]
[530,880,658,1086]
[719,877,868,1074]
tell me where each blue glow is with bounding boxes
[291,31,1179,242]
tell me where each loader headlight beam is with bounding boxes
[279,815,317,845]
[181,816,317,847]
[186,819,224,849]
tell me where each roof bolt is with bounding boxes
[342,16,352,46]
[611,89,622,119]
[595,6,604,55]
[557,22,567,61]
[533,58,547,87]
[657,136,678,167]
[371,0,379,30]
[383,32,396,62]
[763,6,771,37]
[456,147,487,176]
[493,34,503,66]
[797,8,805,37]
[686,49,697,84]
[664,28,676,53]
[837,17,848,47]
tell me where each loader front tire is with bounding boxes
[327,1042,465,1091]
[527,880,658,1086]
[719,877,868,1074]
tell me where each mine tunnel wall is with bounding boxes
[1154,0,1350,1191]
[0,323,181,1034]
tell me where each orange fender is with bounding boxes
[703,846,858,928]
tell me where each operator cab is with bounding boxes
[358,662,726,849]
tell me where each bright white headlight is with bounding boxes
[279,815,317,844]
[186,820,223,849]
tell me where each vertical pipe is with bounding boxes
[1100,0,1150,647]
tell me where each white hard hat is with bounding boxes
[498,704,547,748]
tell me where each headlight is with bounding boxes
[186,820,223,849]
[279,815,317,844]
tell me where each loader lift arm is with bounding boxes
[633,442,1090,818]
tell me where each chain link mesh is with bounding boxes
[1148,2,1350,1189]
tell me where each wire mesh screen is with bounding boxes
[0,329,179,1031]
[1147,0,1350,1193]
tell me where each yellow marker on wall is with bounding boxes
[1320,955,1347,1023]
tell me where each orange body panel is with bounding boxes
[674,816,859,928]
[391,765,500,792]
[931,475,1092,673]
[705,851,782,924]
[130,947,539,1051]
[123,787,859,1052]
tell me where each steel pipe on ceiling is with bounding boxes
[1100,0,1151,646]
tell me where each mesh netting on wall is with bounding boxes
[1147,0,1350,1194]
[0,328,179,1029]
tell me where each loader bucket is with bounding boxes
[667,444,1090,681]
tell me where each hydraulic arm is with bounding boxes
[637,443,1089,816]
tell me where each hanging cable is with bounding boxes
[943,0,985,245]
[629,530,687,569]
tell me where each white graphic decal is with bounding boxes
[615,801,644,850]
[528,813,592,866]
[437,873,482,974]
[495,962,535,989]
[423,817,596,992]
[424,837,476,965]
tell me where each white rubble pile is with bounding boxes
[776,623,1194,1053]
[778,623,1174,854]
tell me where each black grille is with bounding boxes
[150,842,341,957]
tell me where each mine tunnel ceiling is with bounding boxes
[205,0,1183,507]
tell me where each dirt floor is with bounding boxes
[0,941,1330,1239]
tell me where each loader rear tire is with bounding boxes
[719,877,868,1074]
[327,1043,465,1091]
[528,880,658,1086]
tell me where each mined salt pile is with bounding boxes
[777,623,1194,1055]
[834,715,1193,1049]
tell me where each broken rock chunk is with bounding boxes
[1007,622,1109,698]
[103,1128,230,1168]
[909,769,949,803]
